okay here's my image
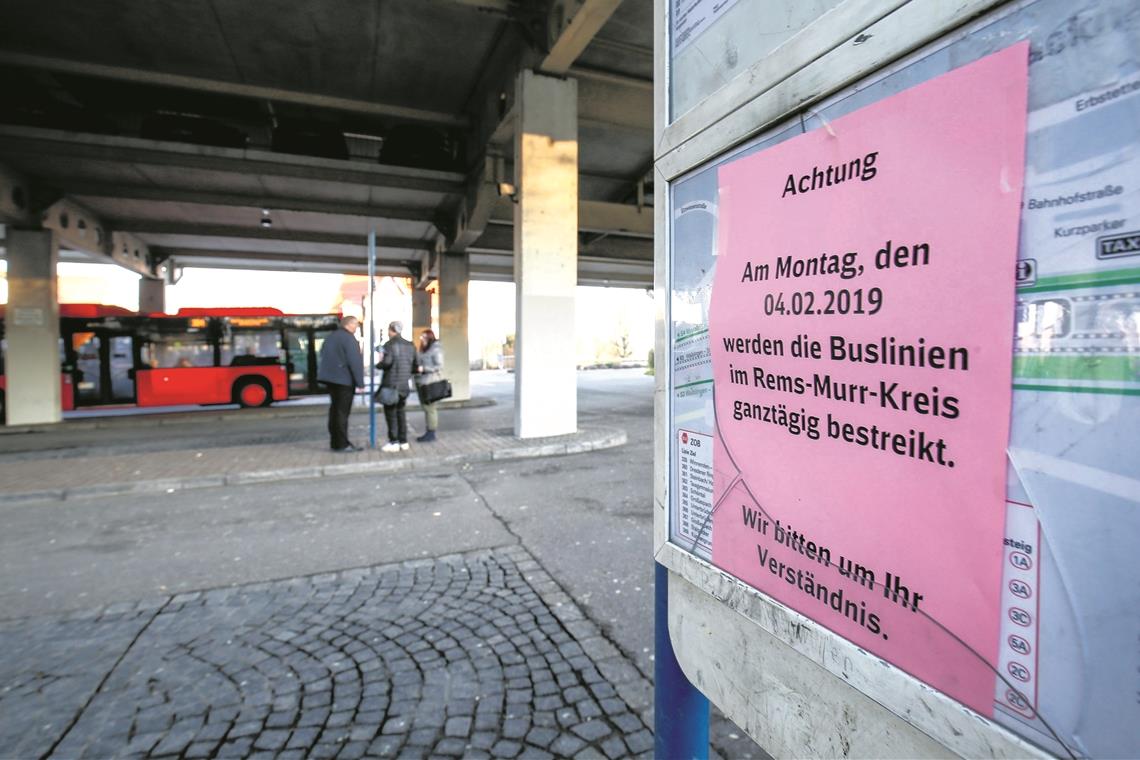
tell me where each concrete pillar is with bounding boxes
[513,69,578,438]
[5,229,61,425]
[138,277,166,313]
[438,254,470,401]
[411,286,432,344]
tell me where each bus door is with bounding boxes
[72,331,102,405]
[106,334,136,403]
[285,328,317,394]
[71,331,136,405]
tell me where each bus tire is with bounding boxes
[234,377,273,408]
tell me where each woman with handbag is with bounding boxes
[415,329,444,442]
[377,321,417,452]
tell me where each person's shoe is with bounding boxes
[381,442,400,453]
[399,442,410,451]
[416,430,436,443]
[332,444,358,452]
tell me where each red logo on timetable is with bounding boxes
[681,432,689,444]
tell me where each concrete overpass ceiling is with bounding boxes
[0,0,654,286]
[0,0,509,114]
[575,0,654,79]
[578,122,651,180]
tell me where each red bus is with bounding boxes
[0,305,341,417]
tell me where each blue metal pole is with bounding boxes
[368,229,377,450]
[656,562,710,759]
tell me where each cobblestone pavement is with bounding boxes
[0,547,654,760]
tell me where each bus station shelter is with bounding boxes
[0,0,654,434]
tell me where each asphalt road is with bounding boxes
[0,369,765,758]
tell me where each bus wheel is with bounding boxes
[234,378,272,408]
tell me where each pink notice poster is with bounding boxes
[708,44,1028,715]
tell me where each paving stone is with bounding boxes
[491,738,523,758]
[434,736,469,756]
[470,730,497,749]
[185,739,220,758]
[215,737,254,758]
[626,728,654,754]
[601,735,629,759]
[572,718,612,741]
[408,727,440,746]
[287,726,320,748]
[577,699,603,720]
[0,549,655,760]
[550,733,587,756]
[339,739,369,759]
[253,728,290,751]
[612,712,643,733]
[444,715,472,737]
[502,715,529,739]
[526,725,560,748]
[366,734,404,757]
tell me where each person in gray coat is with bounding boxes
[414,329,444,442]
[377,320,417,452]
[317,315,364,452]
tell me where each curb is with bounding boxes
[0,427,627,505]
[0,396,497,435]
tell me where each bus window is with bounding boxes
[221,330,281,366]
[143,334,214,368]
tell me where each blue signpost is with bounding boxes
[655,562,710,759]
[368,228,377,450]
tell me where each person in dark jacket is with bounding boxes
[414,329,444,442]
[317,315,364,452]
[377,320,417,452]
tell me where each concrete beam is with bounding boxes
[471,262,652,284]
[490,198,651,237]
[541,0,625,75]
[0,126,466,196]
[427,0,513,13]
[36,197,160,277]
[0,51,468,128]
[64,182,439,225]
[475,223,652,261]
[110,221,430,251]
[570,65,652,91]
[153,248,426,276]
[0,163,33,225]
[159,242,649,286]
[439,155,502,254]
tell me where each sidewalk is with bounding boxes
[0,424,626,504]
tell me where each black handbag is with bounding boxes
[417,379,453,405]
